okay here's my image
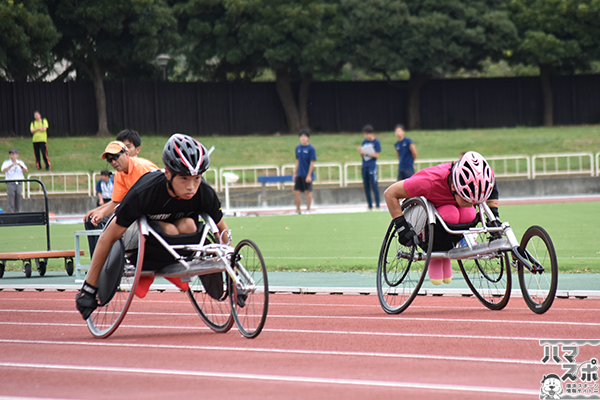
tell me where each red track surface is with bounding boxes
[1,290,599,399]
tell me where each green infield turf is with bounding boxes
[0,202,598,274]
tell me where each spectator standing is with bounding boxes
[394,124,417,180]
[30,111,51,171]
[292,129,316,214]
[358,124,381,210]
[95,170,114,207]
[1,149,28,213]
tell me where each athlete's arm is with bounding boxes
[84,218,128,286]
[306,160,315,183]
[216,218,229,244]
[384,180,409,219]
[409,143,418,161]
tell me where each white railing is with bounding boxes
[415,158,456,171]
[204,168,220,192]
[27,172,92,198]
[531,153,594,179]
[281,163,344,187]
[3,152,596,197]
[486,155,531,179]
[344,158,457,187]
[343,161,363,187]
[219,165,280,189]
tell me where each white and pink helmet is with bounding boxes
[451,151,495,204]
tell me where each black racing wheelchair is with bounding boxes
[85,213,268,339]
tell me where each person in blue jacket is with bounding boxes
[357,124,381,210]
[293,129,316,214]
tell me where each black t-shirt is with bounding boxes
[115,171,223,228]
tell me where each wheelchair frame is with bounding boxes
[377,196,558,315]
[86,213,269,339]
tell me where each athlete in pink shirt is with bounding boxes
[384,152,495,285]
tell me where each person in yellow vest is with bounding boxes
[30,111,51,171]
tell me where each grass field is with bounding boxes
[1,125,599,173]
[1,202,598,274]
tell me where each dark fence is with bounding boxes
[2,75,600,137]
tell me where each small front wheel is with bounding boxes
[65,259,74,276]
[37,260,47,277]
[516,226,558,314]
[24,262,32,278]
[230,239,268,338]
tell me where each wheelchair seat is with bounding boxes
[431,212,481,252]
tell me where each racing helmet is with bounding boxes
[162,133,209,176]
[451,151,495,204]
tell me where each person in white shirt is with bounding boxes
[1,149,28,213]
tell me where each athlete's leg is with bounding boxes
[305,190,312,212]
[33,143,42,170]
[157,218,197,236]
[40,142,50,170]
[429,204,462,284]
[370,167,380,208]
[362,167,373,209]
[294,190,302,213]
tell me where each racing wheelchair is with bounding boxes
[85,213,268,339]
[377,197,558,315]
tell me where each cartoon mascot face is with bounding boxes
[540,374,563,399]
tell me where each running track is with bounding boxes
[1,291,599,399]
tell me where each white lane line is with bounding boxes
[0,321,540,341]
[1,309,598,326]
[0,297,598,312]
[0,361,539,395]
[0,338,540,364]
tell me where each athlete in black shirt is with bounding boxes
[76,134,228,320]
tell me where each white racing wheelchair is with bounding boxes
[85,213,268,339]
[377,197,558,315]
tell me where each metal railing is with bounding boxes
[203,168,219,192]
[531,153,594,179]
[486,155,531,179]
[2,152,597,199]
[219,165,280,189]
[280,162,343,187]
[26,172,91,198]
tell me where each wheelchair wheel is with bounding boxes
[377,197,433,314]
[458,232,511,310]
[517,226,558,314]
[230,239,268,338]
[87,219,144,338]
[187,232,234,333]
[37,259,47,277]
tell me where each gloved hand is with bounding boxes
[393,215,418,247]
[490,207,500,220]
[76,282,98,320]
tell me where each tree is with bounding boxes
[505,0,600,126]
[0,0,60,81]
[343,0,517,130]
[174,0,345,133]
[47,0,179,136]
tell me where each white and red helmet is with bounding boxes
[451,151,495,204]
[162,133,209,176]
